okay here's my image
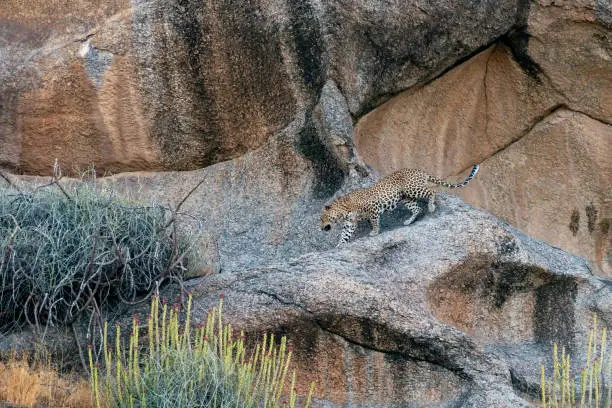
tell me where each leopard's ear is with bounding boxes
[324,205,331,210]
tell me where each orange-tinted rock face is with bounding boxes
[460,110,611,276]
[289,330,468,406]
[0,0,132,173]
[354,2,611,276]
[16,57,160,174]
[1,0,298,175]
[0,0,128,45]
[2,0,526,176]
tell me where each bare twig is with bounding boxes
[117,288,156,306]
[31,159,73,201]
[32,178,73,202]
[175,178,206,215]
[69,269,104,325]
[70,322,90,375]
[0,171,22,193]
[53,181,73,202]
[164,178,206,228]
[23,293,35,328]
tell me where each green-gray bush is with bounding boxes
[0,182,192,330]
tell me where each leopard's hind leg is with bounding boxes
[426,190,436,213]
[369,191,401,236]
[402,200,422,225]
[410,187,436,213]
[368,213,381,236]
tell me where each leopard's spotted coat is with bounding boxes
[320,164,479,245]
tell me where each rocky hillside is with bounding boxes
[1,186,609,406]
[0,0,611,406]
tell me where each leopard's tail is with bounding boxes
[428,164,479,188]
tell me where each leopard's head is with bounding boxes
[320,203,343,232]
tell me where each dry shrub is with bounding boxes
[0,361,41,406]
[0,180,194,331]
[64,381,95,408]
[0,354,92,408]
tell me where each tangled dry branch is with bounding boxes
[0,173,200,335]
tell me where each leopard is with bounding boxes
[320,164,479,245]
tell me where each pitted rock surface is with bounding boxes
[167,195,609,407]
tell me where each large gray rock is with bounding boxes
[164,194,609,407]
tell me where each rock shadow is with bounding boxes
[427,258,577,349]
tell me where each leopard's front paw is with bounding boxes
[369,230,379,237]
[428,203,436,213]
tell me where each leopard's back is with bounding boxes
[338,168,429,214]
[376,168,430,199]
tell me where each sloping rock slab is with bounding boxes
[175,195,610,407]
